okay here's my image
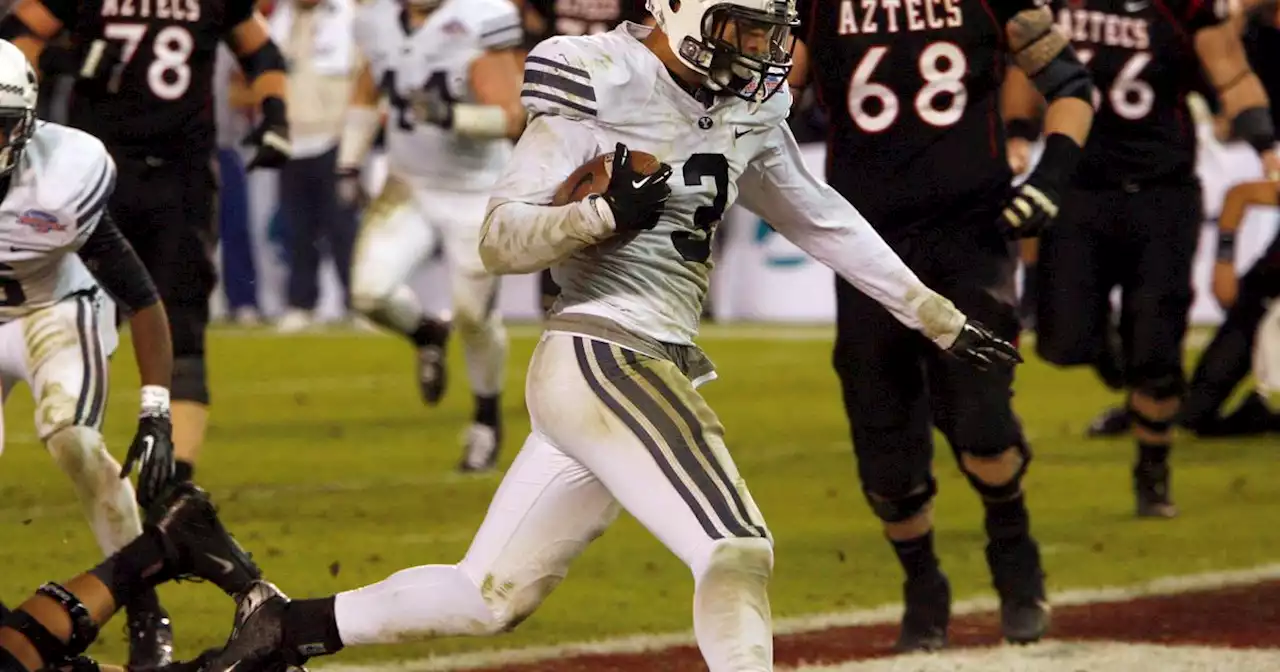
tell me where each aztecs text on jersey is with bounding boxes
[1057,0,1228,185]
[526,0,650,36]
[0,123,113,322]
[354,0,522,192]
[515,23,792,344]
[799,0,1042,229]
[40,0,256,159]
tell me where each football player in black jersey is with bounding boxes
[792,0,1095,651]
[1013,0,1278,519]
[1182,179,1280,435]
[0,0,291,502]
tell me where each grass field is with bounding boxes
[0,323,1277,666]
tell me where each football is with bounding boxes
[551,149,663,206]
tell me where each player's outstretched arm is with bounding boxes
[75,208,177,508]
[0,0,64,79]
[1212,180,1280,308]
[737,125,1021,369]
[335,61,381,204]
[1195,23,1280,177]
[415,4,526,140]
[226,7,291,170]
[1000,5,1094,238]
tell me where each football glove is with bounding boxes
[946,319,1023,371]
[121,388,176,510]
[999,176,1060,239]
[600,143,673,234]
[244,97,292,171]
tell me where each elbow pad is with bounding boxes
[1231,107,1277,153]
[237,40,287,80]
[1007,9,1095,104]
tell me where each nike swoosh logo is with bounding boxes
[632,177,653,188]
[735,129,751,139]
[206,552,235,575]
[142,435,155,464]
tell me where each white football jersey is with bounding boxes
[0,122,110,323]
[486,23,966,348]
[353,0,522,192]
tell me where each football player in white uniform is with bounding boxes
[337,0,526,472]
[191,2,1020,670]
[0,40,179,667]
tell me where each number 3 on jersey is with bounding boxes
[672,153,728,264]
[103,23,194,100]
[848,43,967,132]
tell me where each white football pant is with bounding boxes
[334,332,774,671]
[0,292,143,557]
[350,175,507,397]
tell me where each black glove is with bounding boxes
[946,319,1023,371]
[244,97,292,171]
[999,133,1081,239]
[121,402,176,510]
[335,166,366,209]
[599,143,673,233]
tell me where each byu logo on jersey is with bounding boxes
[18,209,64,233]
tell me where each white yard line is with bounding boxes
[318,563,1280,672]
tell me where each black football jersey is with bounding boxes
[42,0,256,159]
[526,0,648,38]
[798,0,1038,230]
[1058,0,1227,186]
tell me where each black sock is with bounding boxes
[88,530,168,608]
[984,493,1031,542]
[174,460,194,483]
[474,394,500,427]
[283,597,344,658]
[1138,441,1170,468]
[890,531,940,580]
[409,318,448,348]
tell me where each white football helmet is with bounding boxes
[0,41,36,177]
[647,0,798,105]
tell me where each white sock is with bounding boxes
[334,564,497,646]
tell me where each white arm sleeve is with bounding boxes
[479,113,617,274]
[736,124,968,348]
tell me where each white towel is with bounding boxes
[268,0,356,76]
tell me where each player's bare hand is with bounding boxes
[999,178,1060,239]
[121,410,176,510]
[1007,137,1032,176]
[946,319,1023,370]
[1212,260,1239,309]
[601,143,673,233]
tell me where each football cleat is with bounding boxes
[146,483,262,596]
[417,344,448,406]
[1085,406,1130,438]
[199,581,297,672]
[1134,462,1178,518]
[126,605,174,669]
[894,571,950,653]
[458,422,500,473]
[987,537,1050,644]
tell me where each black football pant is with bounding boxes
[833,211,1025,505]
[110,152,218,404]
[1182,242,1280,435]
[1036,180,1202,400]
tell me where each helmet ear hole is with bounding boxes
[669,0,680,11]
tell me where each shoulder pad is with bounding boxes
[467,0,523,51]
[522,33,641,122]
[16,124,114,250]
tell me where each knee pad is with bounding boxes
[693,537,774,588]
[960,443,1031,502]
[173,356,209,405]
[2,583,99,666]
[863,477,937,524]
[168,307,207,360]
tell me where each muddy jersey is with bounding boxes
[39,0,256,159]
[798,0,1041,230]
[1057,0,1228,186]
[0,123,113,322]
